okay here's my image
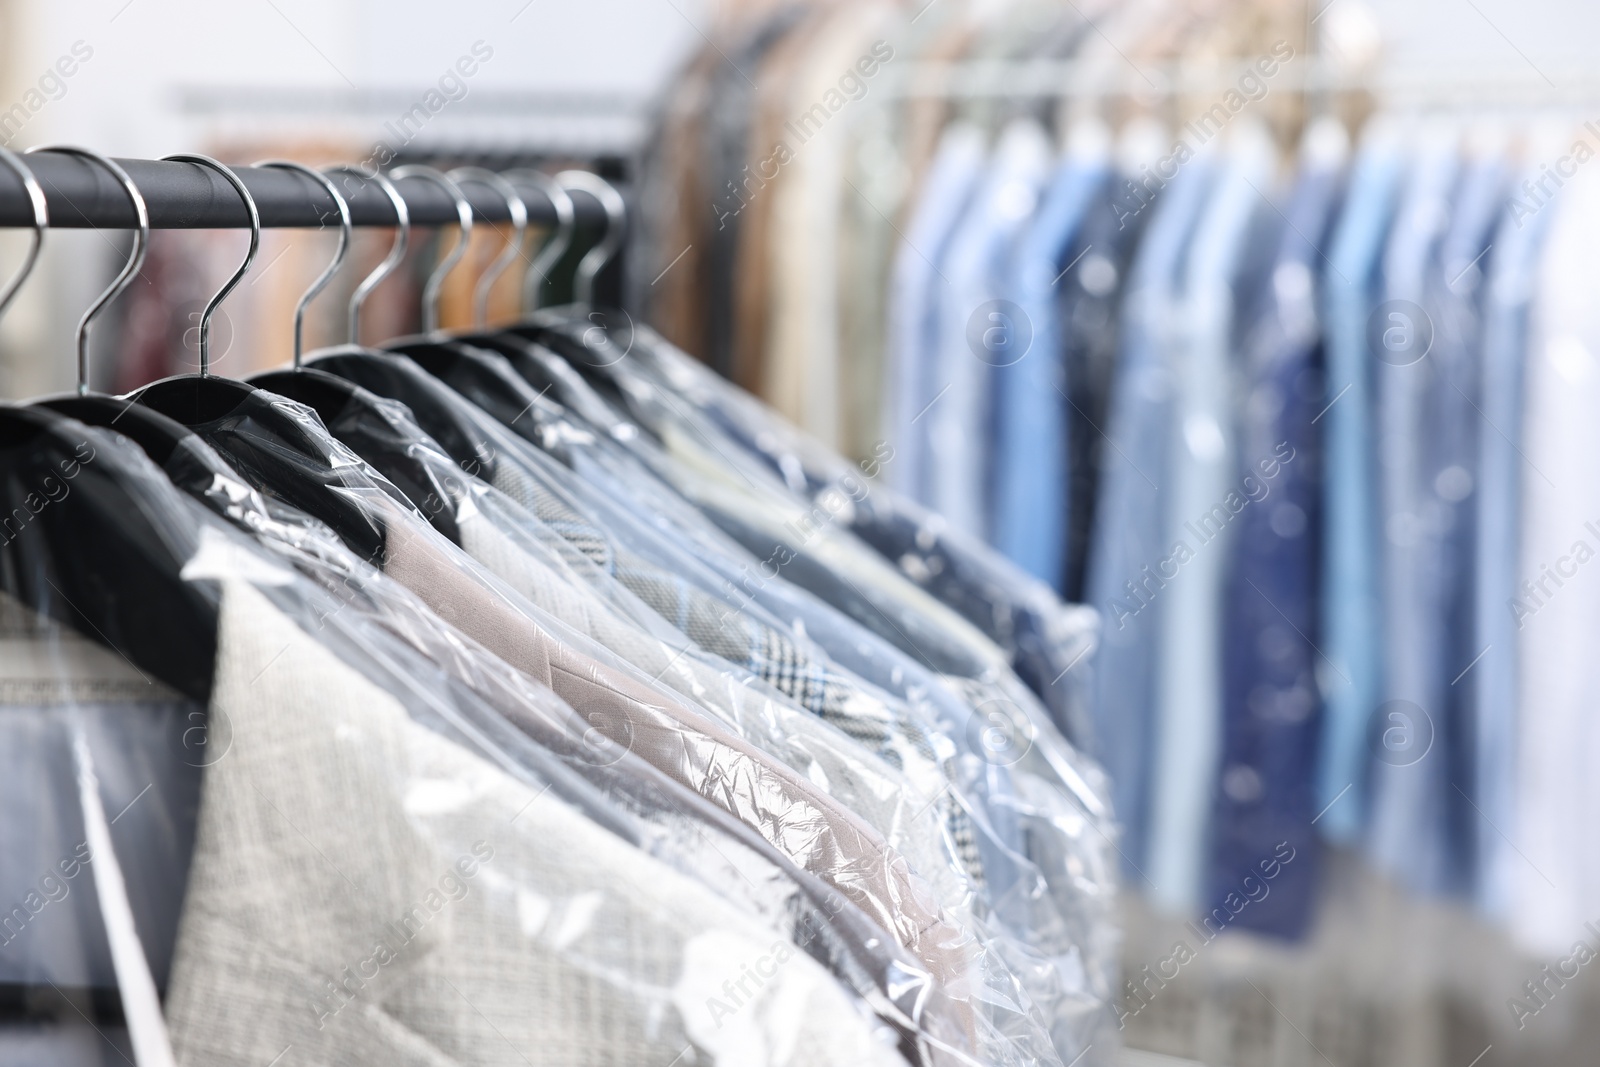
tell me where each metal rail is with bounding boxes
[0,154,604,229]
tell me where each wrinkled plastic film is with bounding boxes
[270,364,1090,1063]
[159,396,1049,1062]
[188,577,911,1066]
[621,319,1102,746]
[623,324,1123,1058]
[520,316,1016,679]
[514,311,1123,1062]
[0,419,221,1065]
[381,353,1111,1062]
[445,355,1115,1062]
[189,414,978,982]
[53,423,919,1066]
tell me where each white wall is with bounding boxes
[4,0,709,154]
[1365,0,1600,70]
[0,0,710,395]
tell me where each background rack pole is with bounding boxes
[0,154,602,229]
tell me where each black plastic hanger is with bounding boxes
[306,347,504,480]
[0,146,217,701]
[487,168,623,346]
[129,153,262,419]
[301,165,508,477]
[369,166,564,432]
[14,147,195,463]
[378,164,502,370]
[245,166,464,545]
[493,306,639,421]
[374,169,634,447]
[121,156,397,561]
[416,169,582,397]
[469,171,639,412]
[123,155,307,440]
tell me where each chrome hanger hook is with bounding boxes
[448,167,527,328]
[25,145,148,395]
[325,166,408,347]
[389,165,472,335]
[0,148,47,326]
[503,169,573,313]
[160,154,259,377]
[253,160,351,369]
[556,170,624,306]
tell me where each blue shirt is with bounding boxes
[1368,132,1461,892]
[1084,157,1215,882]
[883,124,986,506]
[1208,148,1345,939]
[992,155,1110,587]
[1413,151,1509,897]
[1147,131,1276,914]
[925,119,1053,540]
[1472,163,1554,919]
[1316,127,1406,844]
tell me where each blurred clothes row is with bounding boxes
[640,0,1600,962]
[891,100,1600,962]
[6,293,1119,1064]
[640,0,1333,462]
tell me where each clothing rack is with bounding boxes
[0,154,609,229]
[176,86,655,159]
[887,58,1600,107]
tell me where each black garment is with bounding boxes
[1055,171,1155,603]
[0,406,217,701]
[133,381,420,564]
[0,409,215,1048]
[249,367,465,546]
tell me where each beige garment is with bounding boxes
[834,59,908,462]
[761,3,899,450]
[729,7,832,396]
[834,0,982,463]
[455,509,973,913]
[165,578,908,1067]
[379,520,973,986]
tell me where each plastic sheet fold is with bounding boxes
[494,310,1124,1063]
[1,352,1121,1066]
[0,413,920,1067]
[371,338,1113,1062]
[148,385,1086,1065]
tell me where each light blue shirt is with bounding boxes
[1415,150,1509,898]
[1147,131,1276,913]
[1474,162,1551,918]
[883,123,986,505]
[1316,126,1406,844]
[925,119,1054,540]
[992,153,1109,588]
[1367,131,1460,890]
[1084,156,1216,883]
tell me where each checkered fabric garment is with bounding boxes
[613,560,986,897]
[488,462,616,574]
[488,455,988,894]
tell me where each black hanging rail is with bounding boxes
[0,154,604,229]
